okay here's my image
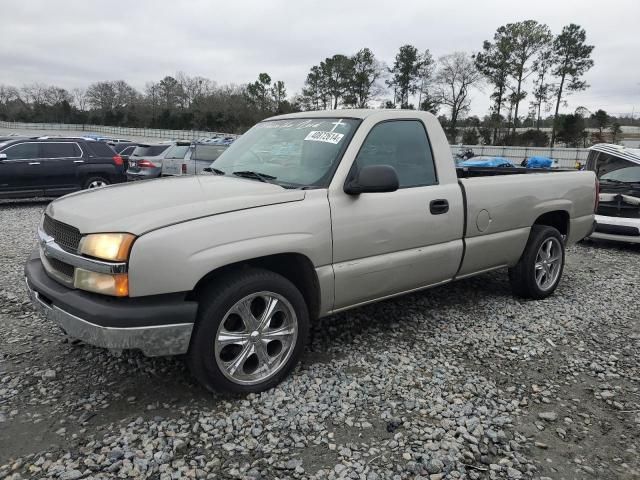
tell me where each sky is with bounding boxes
[1,0,639,119]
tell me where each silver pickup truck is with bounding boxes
[25,110,597,393]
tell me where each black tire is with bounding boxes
[508,225,565,300]
[83,176,110,189]
[187,268,310,394]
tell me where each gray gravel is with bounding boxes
[1,200,639,480]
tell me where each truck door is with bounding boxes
[0,142,43,196]
[40,142,83,195]
[328,120,464,310]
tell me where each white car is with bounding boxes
[587,144,640,243]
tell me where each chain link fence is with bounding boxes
[450,145,589,169]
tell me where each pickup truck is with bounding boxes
[586,143,640,243]
[25,110,597,393]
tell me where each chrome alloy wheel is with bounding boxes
[214,292,298,385]
[88,179,108,188]
[534,237,562,290]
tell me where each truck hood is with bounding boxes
[46,175,305,235]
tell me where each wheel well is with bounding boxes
[188,253,321,320]
[534,210,569,237]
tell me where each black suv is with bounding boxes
[0,137,126,198]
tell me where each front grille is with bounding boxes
[47,256,75,278]
[597,203,640,219]
[595,223,640,236]
[40,251,74,286]
[43,214,81,252]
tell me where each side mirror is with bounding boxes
[344,165,399,195]
[0,153,6,162]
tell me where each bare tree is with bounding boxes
[71,87,88,112]
[21,83,48,106]
[0,85,20,105]
[417,49,438,112]
[529,46,554,130]
[86,81,117,112]
[43,86,72,106]
[434,52,483,140]
[176,73,214,108]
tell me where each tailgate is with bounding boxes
[161,157,183,176]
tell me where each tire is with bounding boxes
[508,225,565,300]
[187,268,310,394]
[83,176,110,189]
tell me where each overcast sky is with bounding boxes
[1,0,639,118]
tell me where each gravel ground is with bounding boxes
[0,200,639,480]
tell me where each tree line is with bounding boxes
[0,20,633,145]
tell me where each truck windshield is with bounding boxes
[210,118,360,188]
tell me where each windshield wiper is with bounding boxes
[202,167,225,175]
[232,170,277,183]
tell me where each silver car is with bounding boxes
[161,142,228,176]
[126,143,173,180]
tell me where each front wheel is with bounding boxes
[509,225,565,299]
[187,268,309,393]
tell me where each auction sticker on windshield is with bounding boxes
[304,131,344,144]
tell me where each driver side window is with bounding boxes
[353,120,437,188]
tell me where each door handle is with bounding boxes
[429,199,449,215]
[73,160,84,163]
[28,162,41,165]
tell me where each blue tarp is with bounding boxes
[526,156,553,168]
[459,157,514,168]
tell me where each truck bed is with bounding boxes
[456,166,575,178]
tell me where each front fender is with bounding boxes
[127,191,332,297]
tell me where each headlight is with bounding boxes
[79,233,135,261]
[74,268,129,297]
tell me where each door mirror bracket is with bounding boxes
[344,165,399,195]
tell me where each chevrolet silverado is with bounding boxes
[25,110,597,393]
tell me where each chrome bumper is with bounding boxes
[26,277,194,357]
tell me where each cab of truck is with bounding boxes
[586,144,640,243]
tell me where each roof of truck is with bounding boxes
[266,109,436,121]
[590,143,640,165]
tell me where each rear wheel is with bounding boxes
[187,268,309,393]
[508,225,565,299]
[83,176,110,189]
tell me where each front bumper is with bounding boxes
[591,215,640,244]
[25,251,198,356]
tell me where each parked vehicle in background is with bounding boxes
[161,142,228,176]
[25,110,596,394]
[84,134,132,144]
[0,137,125,198]
[587,143,640,243]
[111,143,139,170]
[126,143,173,180]
[455,147,475,162]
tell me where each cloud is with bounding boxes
[1,0,639,117]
